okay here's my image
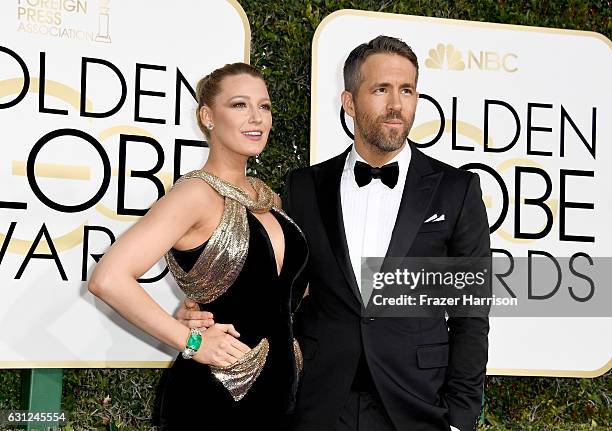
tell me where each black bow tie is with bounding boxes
[354,160,399,189]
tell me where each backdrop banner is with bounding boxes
[310,9,612,377]
[0,0,249,367]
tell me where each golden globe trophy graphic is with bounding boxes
[95,2,111,43]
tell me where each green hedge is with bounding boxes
[1,1,610,430]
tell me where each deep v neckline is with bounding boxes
[248,209,286,278]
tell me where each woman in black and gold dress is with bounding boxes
[88,63,308,430]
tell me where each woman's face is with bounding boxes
[202,74,272,158]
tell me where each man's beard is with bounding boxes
[356,109,412,153]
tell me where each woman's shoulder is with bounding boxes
[166,171,223,206]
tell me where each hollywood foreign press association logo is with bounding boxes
[15,0,112,44]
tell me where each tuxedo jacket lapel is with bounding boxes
[314,147,362,304]
[383,145,443,269]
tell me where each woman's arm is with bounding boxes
[88,179,249,365]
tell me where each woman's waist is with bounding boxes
[232,330,293,349]
[198,307,291,332]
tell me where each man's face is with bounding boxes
[344,53,418,153]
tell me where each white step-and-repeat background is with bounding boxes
[1,3,610,376]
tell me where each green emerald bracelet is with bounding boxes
[181,328,202,360]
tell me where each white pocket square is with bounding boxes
[424,213,445,223]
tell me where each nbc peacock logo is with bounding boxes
[425,43,466,71]
[425,43,518,73]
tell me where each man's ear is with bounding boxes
[341,90,356,118]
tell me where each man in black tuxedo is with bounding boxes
[283,36,490,431]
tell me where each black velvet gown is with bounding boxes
[155,209,308,431]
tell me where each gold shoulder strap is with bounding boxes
[165,170,253,303]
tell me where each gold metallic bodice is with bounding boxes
[165,170,276,304]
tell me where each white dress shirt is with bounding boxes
[340,144,411,291]
[340,145,462,431]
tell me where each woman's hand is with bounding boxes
[193,323,251,367]
[176,298,215,330]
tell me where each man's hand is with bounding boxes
[175,298,215,329]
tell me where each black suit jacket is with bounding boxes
[284,144,490,431]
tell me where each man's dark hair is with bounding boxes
[343,35,419,94]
